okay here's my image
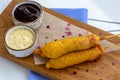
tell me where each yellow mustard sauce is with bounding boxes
[6,28,34,50]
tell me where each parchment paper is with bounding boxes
[34,12,120,65]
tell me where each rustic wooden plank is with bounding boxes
[0,0,120,80]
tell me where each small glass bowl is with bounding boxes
[12,1,43,29]
[4,25,37,57]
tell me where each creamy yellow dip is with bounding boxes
[6,28,34,50]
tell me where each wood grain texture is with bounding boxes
[0,0,120,80]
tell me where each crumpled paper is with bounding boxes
[33,12,120,65]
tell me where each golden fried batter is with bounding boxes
[46,45,104,69]
[34,34,100,58]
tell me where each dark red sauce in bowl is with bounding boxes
[14,3,41,22]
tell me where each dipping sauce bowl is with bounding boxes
[4,25,37,57]
[12,1,43,29]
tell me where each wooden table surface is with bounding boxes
[0,0,120,80]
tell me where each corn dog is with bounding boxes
[34,34,100,58]
[46,45,104,69]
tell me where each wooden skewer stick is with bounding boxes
[104,43,120,50]
[100,34,120,40]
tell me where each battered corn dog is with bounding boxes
[34,34,100,58]
[46,45,104,69]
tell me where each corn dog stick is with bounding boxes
[46,45,104,69]
[34,34,100,58]
[34,34,119,58]
[100,34,120,40]
[104,43,120,50]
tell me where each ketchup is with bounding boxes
[14,3,40,22]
